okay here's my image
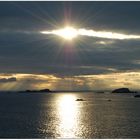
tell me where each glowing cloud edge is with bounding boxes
[40,27,140,40]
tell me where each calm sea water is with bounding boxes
[0,92,140,138]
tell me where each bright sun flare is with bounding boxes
[53,26,78,40]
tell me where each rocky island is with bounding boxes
[19,88,52,93]
[112,88,137,93]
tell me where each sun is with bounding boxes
[40,26,79,41]
[53,26,78,40]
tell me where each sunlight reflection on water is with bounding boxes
[56,94,80,138]
[1,92,140,138]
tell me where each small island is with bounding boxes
[112,88,137,93]
[19,88,52,93]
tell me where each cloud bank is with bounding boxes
[0,1,140,90]
[0,77,17,83]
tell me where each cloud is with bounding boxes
[95,40,115,45]
[41,27,140,40]
[1,71,140,91]
[0,77,17,83]
[0,1,140,86]
[0,34,140,77]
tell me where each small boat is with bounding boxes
[76,98,84,101]
[107,99,112,102]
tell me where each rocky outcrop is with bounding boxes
[112,88,136,93]
[134,95,140,97]
[20,89,51,93]
[76,98,84,101]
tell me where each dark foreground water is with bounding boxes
[0,92,140,138]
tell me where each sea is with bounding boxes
[0,91,140,138]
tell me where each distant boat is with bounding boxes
[76,98,84,101]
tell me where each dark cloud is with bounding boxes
[0,77,17,83]
[0,33,140,76]
[0,1,140,77]
[0,2,140,32]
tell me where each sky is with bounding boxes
[0,1,140,91]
